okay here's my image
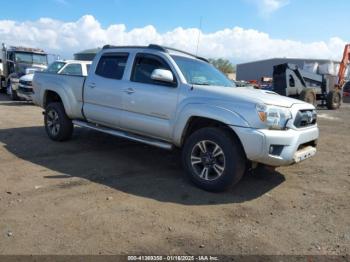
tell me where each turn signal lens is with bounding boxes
[258,111,267,122]
[256,103,267,121]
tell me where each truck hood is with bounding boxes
[194,85,307,108]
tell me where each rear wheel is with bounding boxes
[300,88,316,106]
[44,102,73,141]
[182,127,245,192]
[326,90,341,110]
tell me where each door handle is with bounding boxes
[123,88,135,94]
[88,83,96,88]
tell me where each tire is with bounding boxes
[182,127,246,192]
[44,102,73,141]
[326,90,341,110]
[299,88,316,106]
[7,81,19,101]
[0,79,6,93]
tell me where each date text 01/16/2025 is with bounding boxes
[127,255,219,261]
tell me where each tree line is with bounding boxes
[208,58,236,74]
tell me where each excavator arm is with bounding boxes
[337,44,350,89]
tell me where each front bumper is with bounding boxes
[231,125,319,166]
[17,84,34,101]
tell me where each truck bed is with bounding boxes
[33,72,86,119]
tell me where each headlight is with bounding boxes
[256,103,292,130]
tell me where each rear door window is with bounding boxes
[95,53,129,80]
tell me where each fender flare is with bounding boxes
[42,88,73,116]
[172,103,250,146]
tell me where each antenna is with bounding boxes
[195,17,203,56]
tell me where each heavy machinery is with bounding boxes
[273,44,350,109]
[337,44,350,91]
[0,43,48,100]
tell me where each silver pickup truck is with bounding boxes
[33,44,319,192]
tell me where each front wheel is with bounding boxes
[182,127,246,192]
[44,102,73,141]
[326,90,341,110]
[299,88,316,106]
[7,82,19,101]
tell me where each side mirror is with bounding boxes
[151,69,174,83]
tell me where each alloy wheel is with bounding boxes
[46,109,60,136]
[190,140,226,181]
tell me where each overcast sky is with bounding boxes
[0,0,349,62]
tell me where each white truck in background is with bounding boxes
[17,60,91,101]
[45,60,92,76]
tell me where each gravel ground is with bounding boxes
[0,94,349,255]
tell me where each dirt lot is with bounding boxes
[0,93,349,255]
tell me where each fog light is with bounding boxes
[269,145,284,156]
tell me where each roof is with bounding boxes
[7,46,46,54]
[102,44,209,62]
[238,57,340,66]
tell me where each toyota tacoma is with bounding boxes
[32,44,319,192]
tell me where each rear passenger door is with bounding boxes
[83,53,129,128]
[121,53,179,140]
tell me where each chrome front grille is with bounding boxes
[18,86,33,93]
[19,80,32,86]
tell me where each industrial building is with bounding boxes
[74,48,101,61]
[236,58,340,81]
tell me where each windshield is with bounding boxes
[172,55,234,87]
[46,61,66,73]
[15,52,48,65]
[33,54,48,65]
